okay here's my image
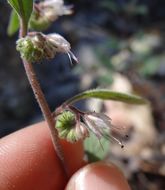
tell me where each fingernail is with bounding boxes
[66,162,131,190]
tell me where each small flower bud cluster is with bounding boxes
[16,32,77,63]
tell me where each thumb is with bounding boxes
[66,162,131,190]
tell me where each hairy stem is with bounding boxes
[19,19,68,177]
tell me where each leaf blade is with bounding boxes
[7,0,33,24]
[64,89,148,105]
[84,133,110,162]
[7,10,20,36]
[7,0,21,16]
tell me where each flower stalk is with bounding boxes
[19,18,68,177]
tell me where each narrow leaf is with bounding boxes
[7,0,21,16]
[64,89,148,105]
[7,10,20,36]
[7,0,33,24]
[19,0,33,24]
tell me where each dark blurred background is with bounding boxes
[0,0,165,189]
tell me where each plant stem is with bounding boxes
[19,19,68,177]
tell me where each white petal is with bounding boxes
[84,117,102,138]
[47,33,71,52]
[87,114,110,129]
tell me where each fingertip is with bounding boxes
[0,122,84,190]
[0,122,65,190]
[66,162,131,190]
[26,122,85,176]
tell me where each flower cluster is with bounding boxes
[55,106,124,148]
[16,32,78,63]
[39,0,72,21]
[29,0,72,30]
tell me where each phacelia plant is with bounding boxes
[7,0,147,177]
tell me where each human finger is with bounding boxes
[66,162,131,190]
[0,122,84,190]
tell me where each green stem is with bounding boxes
[19,18,68,177]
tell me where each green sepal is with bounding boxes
[56,111,75,130]
[67,129,77,143]
[29,11,51,31]
[58,128,70,138]
[55,111,77,142]
[16,37,44,62]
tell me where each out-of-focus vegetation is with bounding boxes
[65,1,165,190]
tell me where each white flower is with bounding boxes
[83,112,124,148]
[47,33,70,53]
[17,32,78,63]
[39,0,73,21]
[75,122,90,140]
[46,33,78,64]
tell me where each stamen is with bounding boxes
[110,135,124,148]
[67,52,73,65]
[68,51,78,65]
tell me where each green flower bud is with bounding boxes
[55,110,89,143]
[16,33,45,62]
[55,111,78,143]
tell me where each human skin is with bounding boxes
[0,122,131,190]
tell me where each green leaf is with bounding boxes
[7,0,20,16]
[84,133,110,162]
[7,0,33,24]
[64,89,148,105]
[140,56,162,76]
[7,10,20,36]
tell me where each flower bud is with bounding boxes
[55,111,89,143]
[16,33,45,62]
[56,111,77,142]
